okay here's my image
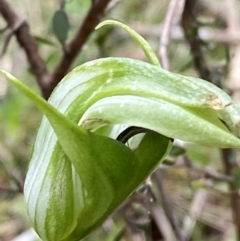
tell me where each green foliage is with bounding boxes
[170,146,186,157]
[52,10,70,45]
[233,168,240,190]
[1,20,240,241]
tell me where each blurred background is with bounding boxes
[1,0,240,240]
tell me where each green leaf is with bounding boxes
[170,146,186,156]
[34,35,57,47]
[52,10,70,44]
[233,168,240,190]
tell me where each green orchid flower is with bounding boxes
[1,20,240,241]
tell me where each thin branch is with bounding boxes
[181,0,211,81]
[159,0,185,69]
[0,0,50,98]
[0,0,112,99]
[0,184,22,193]
[181,1,240,240]
[183,190,207,241]
[152,170,185,241]
[150,204,177,241]
[0,19,25,57]
[222,149,240,241]
[48,0,112,98]
[180,157,233,183]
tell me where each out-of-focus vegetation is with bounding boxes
[1,0,240,240]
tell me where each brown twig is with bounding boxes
[156,3,188,237]
[181,0,211,81]
[181,1,240,240]
[0,0,111,99]
[0,19,25,57]
[150,204,177,241]
[159,0,185,69]
[182,190,207,241]
[180,157,233,183]
[152,170,185,241]
[222,149,240,241]
[48,0,111,98]
[0,0,50,98]
[0,184,22,193]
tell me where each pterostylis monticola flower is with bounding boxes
[1,20,240,241]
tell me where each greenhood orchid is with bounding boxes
[1,20,240,241]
